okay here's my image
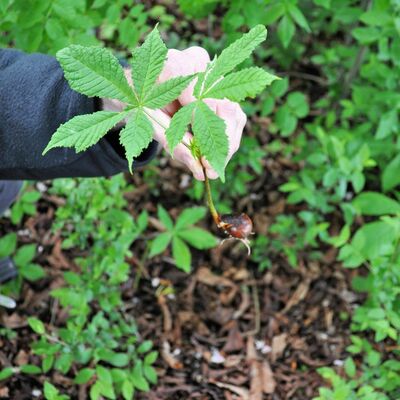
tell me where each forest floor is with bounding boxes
[0,146,361,399]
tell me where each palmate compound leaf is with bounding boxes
[165,102,195,153]
[144,74,195,109]
[201,24,267,94]
[131,26,167,102]
[192,101,228,182]
[42,111,129,155]
[119,109,154,173]
[203,67,279,102]
[57,46,136,103]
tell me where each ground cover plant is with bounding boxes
[1,0,400,399]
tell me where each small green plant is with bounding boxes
[0,176,158,399]
[43,382,70,400]
[0,233,45,296]
[149,205,217,272]
[9,185,41,225]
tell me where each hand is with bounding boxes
[103,47,247,181]
[146,47,247,181]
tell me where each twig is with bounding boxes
[280,71,327,86]
[242,272,261,338]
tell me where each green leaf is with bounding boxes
[98,349,129,367]
[178,227,217,249]
[203,25,267,92]
[172,236,191,272]
[22,191,41,203]
[157,205,174,230]
[57,45,135,103]
[149,232,171,257]
[96,365,116,399]
[96,365,113,384]
[28,317,45,335]
[42,355,54,373]
[204,67,278,102]
[131,26,167,102]
[14,244,36,266]
[276,105,297,136]
[376,110,398,139]
[144,75,195,109]
[277,15,295,48]
[0,367,13,381]
[0,233,17,258]
[43,111,128,154]
[21,263,46,281]
[192,101,228,181]
[344,357,356,378]
[20,364,42,374]
[175,207,207,229]
[119,109,153,173]
[352,27,380,44]
[55,353,73,374]
[131,362,149,391]
[144,351,158,365]
[143,365,157,384]
[122,380,134,400]
[287,4,311,32]
[351,221,396,262]
[366,350,381,367]
[382,154,400,191]
[45,18,64,40]
[165,103,195,153]
[43,382,62,399]
[75,368,95,385]
[353,192,400,216]
[137,340,153,354]
[287,92,309,118]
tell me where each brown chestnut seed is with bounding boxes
[218,213,253,239]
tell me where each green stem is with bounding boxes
[201,163,220,226]
[144,107,220,226]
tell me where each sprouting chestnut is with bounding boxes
[200,162,254,255]
[218,213,253,239]
[217,213,254,255]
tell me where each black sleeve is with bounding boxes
[0,49,158,181]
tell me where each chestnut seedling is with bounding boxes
[201,163,254,255]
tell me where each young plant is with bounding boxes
[10,185,41,225]
[149,205,217,272]
[43,25,278,250]
[0,233,45,298]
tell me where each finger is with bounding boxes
[143,107,171,147]
[215,100,247,160]
[163,99,180,117]
[178,47,211,106]
[158,47,211,113]
[201,158,219,180]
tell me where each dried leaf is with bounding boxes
[196,267,234,287]
[222,322,244,353]
[161,341,183,370]
[211,381,249,399]
[280,279,310,314]
[271,333,288,362]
